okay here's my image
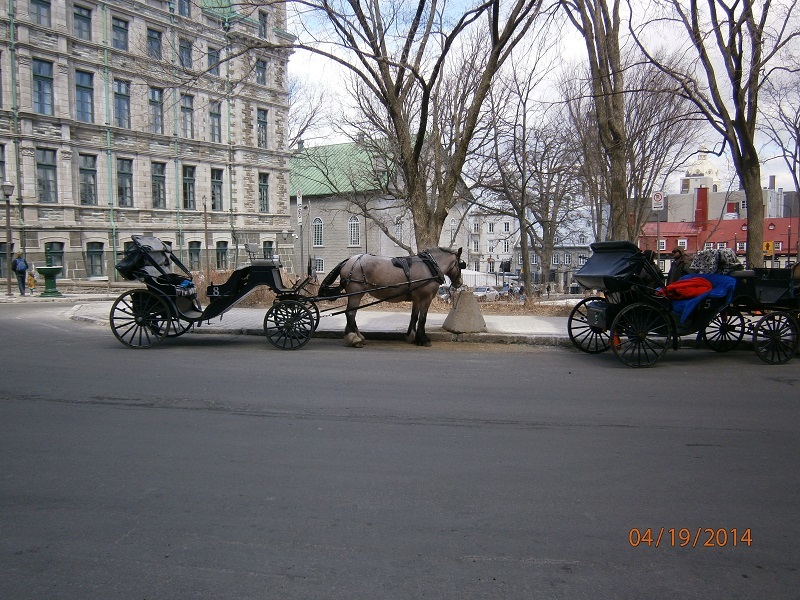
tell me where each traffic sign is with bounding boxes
[652,191,664,212]
[763,241,773,256]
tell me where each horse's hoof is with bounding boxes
[416,338,432,347]
[344,332,365,348]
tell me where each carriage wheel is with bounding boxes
[110,289,171,348]
[264,300,315,350]
[609,302,672,368]
[752,312,799,364]
[164,317,193,338]
[568,296,610,354]
[276,295,320,331]
[702,306,745,352]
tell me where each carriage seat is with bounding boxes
[245,243,281,267]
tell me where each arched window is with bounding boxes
[348,216,360,246]
[312,217,323,247]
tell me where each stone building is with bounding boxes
[1,0,293,282]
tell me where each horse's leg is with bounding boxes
[406,305,419,344]
[344,293,366,348]
[413,296,434,347]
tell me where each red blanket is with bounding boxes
[656,276,713,300]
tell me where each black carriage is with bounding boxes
[568,241,800,366]
[111,235,319,350]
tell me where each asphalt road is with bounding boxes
[1,303,799,599]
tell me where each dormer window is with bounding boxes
[768,223,776,230]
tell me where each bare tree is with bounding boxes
[630,0,800,268]
[469,64,584,298]
[286,0,549,249]
[287,76,329,151]
[761,71,800,195]
[560,0,630,240]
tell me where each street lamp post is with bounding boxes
[3,180,15,296]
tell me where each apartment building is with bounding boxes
[1,0,293,281]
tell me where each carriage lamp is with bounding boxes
[3,180,14,296]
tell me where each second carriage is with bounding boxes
[567,241,800,367]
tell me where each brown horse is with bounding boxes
[319,247,465,347]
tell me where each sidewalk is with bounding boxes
[0,289,572,347]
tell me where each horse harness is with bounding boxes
[342,251,445,300]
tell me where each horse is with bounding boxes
[318,247,465,347]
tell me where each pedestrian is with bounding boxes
[546,284,550,298]
[26,270,36,295]
[667,247,692,284]
[11,252,28,296]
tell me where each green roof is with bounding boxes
[290,142,382,198]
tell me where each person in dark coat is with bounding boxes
[667,247,692,284]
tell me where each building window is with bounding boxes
[151,162,166,209]
[531,254,538,265]
[503,240,509,253]
[486,240,494,253]
[0,144,5,180]
[472,222,479,233]
[216,241,228,269]
[74,5,91,40]
[255,59,267,85]
[312,217,323,246]
[86,242,104,276]
[209,100,222,143]
[737,241,746,252]
[552,254,560,265]
[658,239,666,251]
[503,221,510,233]
[257,108,268,148]
[113,79,130,128]
[111,17,128,51]
[717,242,728,249]
[36,148,57,203]
[314,258,324,274]
[180,94,194,138]
[564,253,572,265]
[211,168,223,211]
[182,165,196,209]
[179,39,192,69]
[395,221,403,245]
[579,234,587,244]
[349,216,360,246]
[208,47,220,76]
[178,0,191,17]
[32,59,54,115]
[79,154,97,206]
[147,28,162,60]
[262,240,274,258]
[472,240,478,253]
[259,11,269,38]
[774,241,783,251]
[258,172,269,212]
[677,239,688,249]
[148,87,163,134]
[31,0,51,26]
[704,242,714,250]
[578,253,587,265]
[117,158,133,207]
[75,70,94,123]
[488,222,495,233]
[188,241,201,270]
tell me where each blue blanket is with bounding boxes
[670,274,737,323]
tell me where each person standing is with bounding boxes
[11,252,28,296]
[667,247,692,284]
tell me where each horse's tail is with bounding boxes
[318,258,349,298]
